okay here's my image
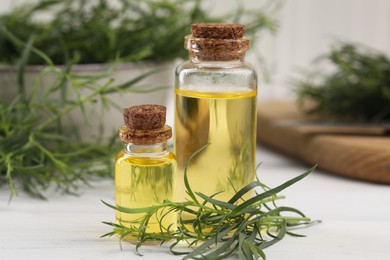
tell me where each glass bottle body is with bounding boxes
[115,142,177,243]
[174,60,257,202]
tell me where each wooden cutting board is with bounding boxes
[257,101,390,183]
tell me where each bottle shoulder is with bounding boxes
[175,60,257,91]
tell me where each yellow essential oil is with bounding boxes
[115,147,177,242]
[174,89,257,202]
[115,105,177,243]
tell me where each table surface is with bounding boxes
[1,145,389,260]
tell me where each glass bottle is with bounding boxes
[115,105,177,243]
[174,24,257,202]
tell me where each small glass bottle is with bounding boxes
[115,104,177,243]
[174,24,257,202]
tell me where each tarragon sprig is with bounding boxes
[0,30,169,201]
[102,146,318,259]
[296,42,390,121]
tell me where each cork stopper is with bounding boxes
[119,104,171,145]
[118,126,172,145]
[185,23,250,61]
[123,104,166,130]
[191,24,244,39]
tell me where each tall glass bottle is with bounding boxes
[115,105,177,243]
[174,24,257,202]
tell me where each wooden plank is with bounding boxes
[257,101,390,183]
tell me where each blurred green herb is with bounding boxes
[0,34,166,201]
[102,146,317,260]
[296,43,390,121]
[0,0,280,200]
[0,0,279,65]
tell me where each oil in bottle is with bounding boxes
[174,24,257,203]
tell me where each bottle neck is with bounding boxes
[189,53,245,62]
[184,35,249,62]
[124,142,168,156]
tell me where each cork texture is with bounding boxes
[120,104,170,144]
[191,23,244,39]
[186,23,249,61]
[118,126,172,145]
[123,104,166,130]
[185,36,250,61]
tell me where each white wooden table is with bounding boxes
[1,146,390,260]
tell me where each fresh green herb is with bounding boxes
[296,43,390,121]
[0,0,280,200]
[0,34,166,201]
[0,0,279,65]
[102,146,317,259]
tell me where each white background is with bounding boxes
[1,0,390,101]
